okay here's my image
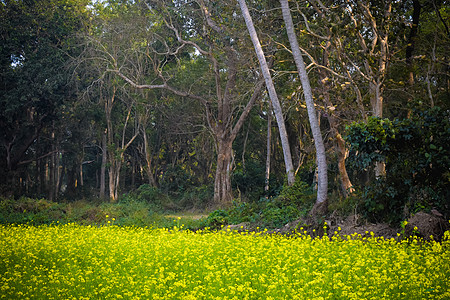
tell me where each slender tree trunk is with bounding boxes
[36,136,41,196]
[335,131,354,196]
[100,129,107,199]
[238,0,295,186]
[142,125,157,187]
[371,81,386,178]
[426,33,437,108]
[371,81,384,119]
[406,0,421,86]
[108,155,122,203]
[49,128,56,201]
[79,160,84,187]
[108,163,117,202]
[105,89,117,202]
[57,161,65,196]
[322,93,354,197]
[279,0,328,207]
[319,41,354,197]
[265,105,272,192]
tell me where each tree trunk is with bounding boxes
[335,131,354,196]
[108,152,122,203]
[142,125,157,187]
[79,159,84,187]
[49,128,56,201]
[406,0,421,87]
[279,0,328,205]
[238,0,295,186]
[371,81,386,178]
[108,162,118,202]
[107,3,265,206]
[100,129,107,199]
[214,138,233,206]
[318,40,354,197]
[57,161,65,196]
[105,89,117,202]
[265,105,272,192]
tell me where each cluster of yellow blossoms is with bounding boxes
[0,223,449,299]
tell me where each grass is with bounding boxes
[1,223,449,299]
[0,196,209,230]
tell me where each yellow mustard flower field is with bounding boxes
[0,223,449,300]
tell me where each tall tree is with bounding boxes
[279,1,356,197]
[88,0,266,205]
[279,0,328,208]
[0,0,89,195]
[238,0,295,186]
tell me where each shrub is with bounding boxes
[232,160,266,201]
[177,184,213,210]
[121,184,176,212]
[208,179,315,229]
[346,107,450,223]
[204,209,229,229]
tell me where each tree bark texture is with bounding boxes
[279,0,328,204]
[238,0,295,186]
[214,139,233,207]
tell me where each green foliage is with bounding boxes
[260,200,300,229]
[122,183,213,213]
[0,197,66,225]
[232,159,266,201]
[204,209,229,229]
[120,184,175,212]
[277,179,316,208]
[0,0,89,176]
[177,184,213,210]
[0,195,178,228]
[205,179,315,229]
[257,180,315,228]
[346,108,450,223]
[346,116,396,169]
[158,165,194,196]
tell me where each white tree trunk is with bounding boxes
[100,129,107,199]
[238,0,295,186]
[265,104,272,192]
[279,0,328,204]
[142,125,157,187]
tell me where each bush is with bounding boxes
[0,197,66,225]
[177,185,213,210]
[346,107,450,223]
[206,179,315,229]
[121,184,176,212]
[232,160,266,201]
[276,180,315,209]
[204,209,229,229]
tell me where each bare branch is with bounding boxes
[296,2,329,40]
[230,77,265,141]
[107,69,210,105]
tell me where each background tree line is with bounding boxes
[1,0,449,223]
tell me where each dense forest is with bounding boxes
[1,0,449,225]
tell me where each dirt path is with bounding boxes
[165,213,209,220]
